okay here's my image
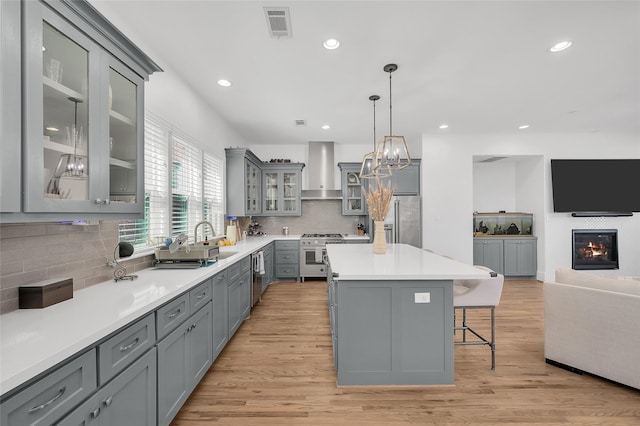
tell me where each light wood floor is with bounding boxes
[172,279,640,425]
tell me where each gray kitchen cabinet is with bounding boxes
[473,238,504,275]
[332,277,454,386]
[56,348,156,426]
[275,240,299,281]
[327,269,338,370]
[262,164,304,216]
[377,160,421,195]
[504,238,537,277]
[2,0,160,222]
[225,148,263,216]
[473,237,537,277]
[157,301,213,426]
[227,257,252,338]
[338,163,366,215]
[262,242,274,290]
[212,271,228,359]
[97,313,155,385]
[0,0,21,213]
[0,349,97,426]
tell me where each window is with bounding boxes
[119,113,224,251]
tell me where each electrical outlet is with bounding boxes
[414,292,431,303]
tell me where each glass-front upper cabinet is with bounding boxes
[262,164,304,216]
[338,163,366,215]
[245,159,261,214]
[22,0,147,215]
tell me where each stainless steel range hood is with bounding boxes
[301,141,342,200]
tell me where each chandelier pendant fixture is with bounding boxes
[359,95,391,179]
[374,64,411,171]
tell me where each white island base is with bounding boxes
[326,244,490,386]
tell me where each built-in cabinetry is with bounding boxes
[275,240,299,281]
[376,160,421,195]
[474,237,537,277]
[0,0,21,213]
[338,163,366,215]
[212,271,228,359]
[263,164,304,216]
[473,212,536,277]
[227,257,252,338]
[1,0,160,222]
[225,148,263,216]
[262,242,275,291]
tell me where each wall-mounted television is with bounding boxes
[551,159,640,214]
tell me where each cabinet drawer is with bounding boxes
[275,250,298,264]
[1,349,97,426]
[276,240,298,251]
[98,313,155,385]
[190,279,212,312]
[156,294,189,340]
[276,264,298,278]
[227,257,251,283]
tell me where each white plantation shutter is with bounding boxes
[118,112,169,247]
[203,152,224,237]
[119,113,225,251]
[171,131,202,243]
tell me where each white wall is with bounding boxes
[423,133,640,280]
[473,161,516,212]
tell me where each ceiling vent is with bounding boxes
[264,7,292,38]
[295,119,306,127]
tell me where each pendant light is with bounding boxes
[374,64,411,171]
[359,95,391,179]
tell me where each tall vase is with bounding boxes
[372,220,388,254]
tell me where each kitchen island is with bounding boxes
[326,243,489,386]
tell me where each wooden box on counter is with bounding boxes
[19,278,73,309]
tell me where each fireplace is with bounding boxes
[572,229,619,270]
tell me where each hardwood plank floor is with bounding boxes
[171,279,640,425]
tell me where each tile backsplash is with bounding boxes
[255,200,365,235]
[0,221,153,314]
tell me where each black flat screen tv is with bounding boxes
[551,159,640,213]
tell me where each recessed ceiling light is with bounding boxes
[323,38,340,50]
[439,124,449,129]
[217,79,232,87]
[321,124,331,130]
[549,41,572,52]
[518,124,530,130]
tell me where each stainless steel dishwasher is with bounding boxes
[251,250,264,307]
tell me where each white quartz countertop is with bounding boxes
[0,235,288,397]
[326,244,491,280]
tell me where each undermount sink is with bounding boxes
[218,251,238,260]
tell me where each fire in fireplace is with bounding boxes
[572,229,619,270]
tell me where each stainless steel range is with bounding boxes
[300,233,344,281]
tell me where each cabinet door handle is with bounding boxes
[103,396,113,407]
[90,406,101,419]
[28,386,66,413]
[168,308,181,319]
[119,337,139,352]
[196,292,206,300]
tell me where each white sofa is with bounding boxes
[544,268,640,389]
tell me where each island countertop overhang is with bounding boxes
[326,243,491,280]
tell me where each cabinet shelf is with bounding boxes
[110,157,135,170]
[43,137,87,155]
[43,76,85,101]
[110,109,134,126]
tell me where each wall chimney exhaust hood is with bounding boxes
[302,141,342,200]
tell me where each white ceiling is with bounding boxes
[91,1,640,148]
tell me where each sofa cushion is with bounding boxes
[555,268,640,296]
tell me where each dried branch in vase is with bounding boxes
[365,177,393,221]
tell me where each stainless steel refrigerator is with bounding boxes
[381,195,422,248]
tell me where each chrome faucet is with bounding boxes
[194,221,216,244]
